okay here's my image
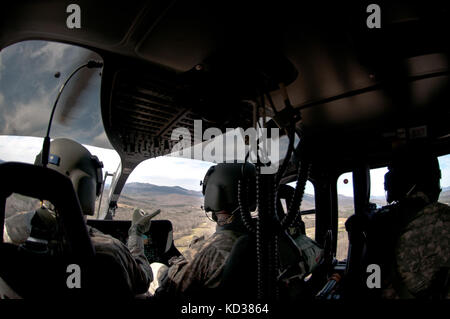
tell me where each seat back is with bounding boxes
[0,162,94,256]
[0,162,132,299]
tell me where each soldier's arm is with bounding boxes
[90,226,153,295]
[126,230,154,290]
[157,244,219,298]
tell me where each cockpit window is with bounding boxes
[336,167,388,260]
[0,40,110,149]
[438,154,450,205]
[118,157,215,253]
[0,40,120,219]
[336,156,450,261]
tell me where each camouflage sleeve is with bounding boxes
[396,203,450,297]
[89,227,153,295]
[163,244,225,296]
[127,232,154,289]
[159,232,235,297]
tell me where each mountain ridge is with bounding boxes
[122,182,203,197]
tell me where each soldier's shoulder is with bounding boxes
[415,201,450,223]
[434,201,450,213]
[398,201,449,248]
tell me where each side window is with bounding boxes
[302,181,316,240]
[336,167,388,261]
[438,154,450,205]
[287,180,316,240]
[336,173,353,261]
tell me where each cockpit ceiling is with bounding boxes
[2,1,450,162]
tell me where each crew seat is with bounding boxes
[0,162,133,299]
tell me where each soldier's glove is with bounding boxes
[131,209,161,235]
[128,209,161,257]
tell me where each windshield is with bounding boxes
[0,40,120,218]
[0,40,110,148]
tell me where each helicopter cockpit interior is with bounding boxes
[0,0,449,304]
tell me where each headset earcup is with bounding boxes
[202,166,215,196]
[77,175,97,215]
[91,155,103,197]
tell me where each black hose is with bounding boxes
[255,169,264,299]
[281,140,311,229]
[267,233,280,301]
[238,179,256,234]
[276,125,295,186]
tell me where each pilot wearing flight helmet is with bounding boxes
[2,138,154,297]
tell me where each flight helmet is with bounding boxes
[384,145,441,203]
[202,162,257,214]
[35,138,103,215]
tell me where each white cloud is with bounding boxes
[29,42,72,72]
[91,131,112,149]
[0,135,44,163]
[0,54,3,80]
[1,94,52,136]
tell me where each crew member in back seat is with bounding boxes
[2,138,153,297]
[146,163,258,299]
[369,144,449,299]
[138,163,323,301]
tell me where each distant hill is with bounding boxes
[122,182,202,197]
[111,182,204,221]
[439,188,450,205]
[108,182,213,252]
[0,159,4,164]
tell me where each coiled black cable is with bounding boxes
[275,125,296,186]
[280,138,311,229]
[238,178,256,234]
[272,234,280,300]
[255,169,264,299]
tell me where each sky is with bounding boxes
[0,40,111,149]
[1,40,450,198]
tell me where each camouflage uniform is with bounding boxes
[3,209,153,296]
[379,192,450,299]
[154,220,323,299]
[157,226,244,297]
